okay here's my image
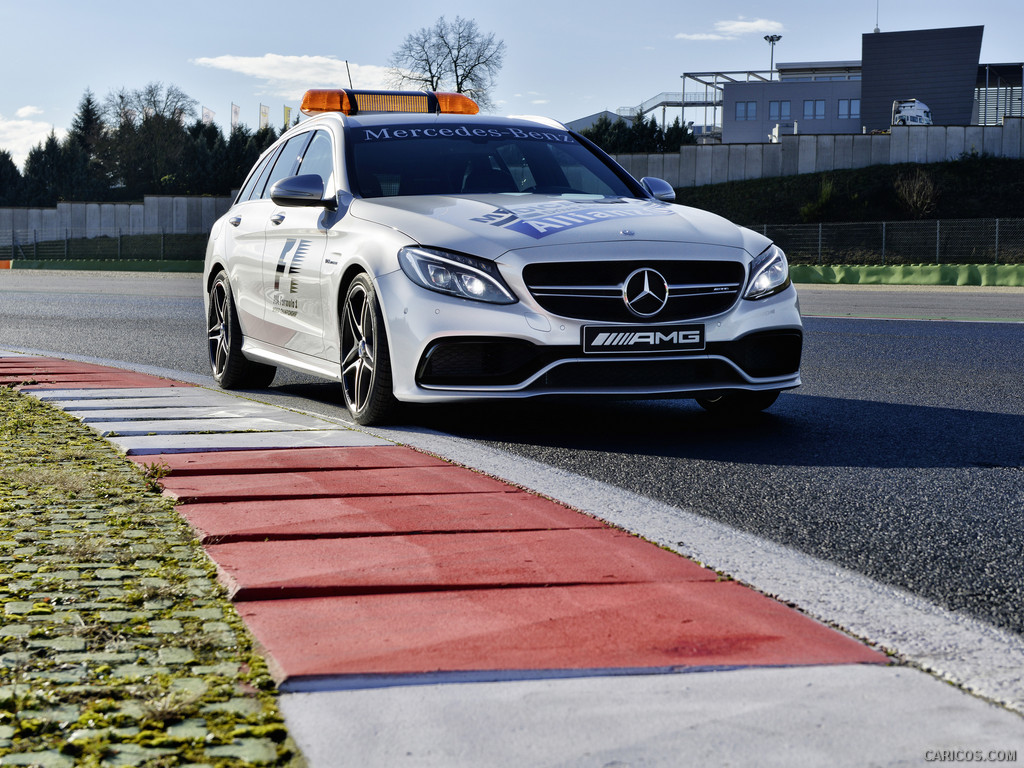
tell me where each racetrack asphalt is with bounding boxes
[3,352,1023,766]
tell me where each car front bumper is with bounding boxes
[375,270,803,404]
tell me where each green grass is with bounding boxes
[0,386,306,767]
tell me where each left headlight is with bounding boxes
[743,244,791,301]
[398,246,517,304]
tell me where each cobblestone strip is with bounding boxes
[0,386,305,767]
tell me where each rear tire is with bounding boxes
[696,390,780,414]
[207,269,276,389]
[340,274,397,425]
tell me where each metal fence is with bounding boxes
[3,218,1024,267]
[757,218,1024,266]
[0,230,207,263]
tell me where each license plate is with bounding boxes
[582,324,705,355]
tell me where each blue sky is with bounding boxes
[1,0,1020,170]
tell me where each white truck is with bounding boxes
[891,99,932,126]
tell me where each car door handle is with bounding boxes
[228,216,241,227]
[270,213,286,226]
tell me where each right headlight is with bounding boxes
[743,244,791,301]
[398,246,517,304]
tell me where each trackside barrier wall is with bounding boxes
[0,195,233,242]
[612,119,1024,188]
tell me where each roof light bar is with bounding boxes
[300,89,479,116]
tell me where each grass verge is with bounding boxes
[0,386,306,767]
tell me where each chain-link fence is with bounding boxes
[0,230,207,263]
[759,218,1024,266]
[4,218,1024,268]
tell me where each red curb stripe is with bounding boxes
[175,492,605,544]
[159,465,522,504]
[207,528,720,601]
[237,584,885,683]
[129,446,449,476]
[0,358,192,390]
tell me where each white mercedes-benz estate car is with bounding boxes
[204,89,802,425]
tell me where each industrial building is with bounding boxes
[626,25,1021,145]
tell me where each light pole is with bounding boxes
[764,34,782,78]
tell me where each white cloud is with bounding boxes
[0,111,60,171]
[676,18,784,42]
[192,54,391,100]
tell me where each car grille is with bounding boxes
[521,260,746,323]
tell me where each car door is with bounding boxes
[260,129,334,357]
[221,145,282,341]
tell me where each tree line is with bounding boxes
[579,113,696,154]
[0,81,696,210]
[0,84,282,208]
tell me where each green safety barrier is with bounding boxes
[791,263,1024,287]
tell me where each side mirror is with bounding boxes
[270,174,332,208]
[640,176,676,203]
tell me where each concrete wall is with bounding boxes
[614,119,1023,188]
[0,195,233,240]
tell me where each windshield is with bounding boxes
[347,122,638,199]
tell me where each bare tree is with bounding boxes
[103,82,197,126]
[388,17,505,111]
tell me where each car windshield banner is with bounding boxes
[352,124,577,145]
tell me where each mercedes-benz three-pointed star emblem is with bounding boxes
[622,268,669,317]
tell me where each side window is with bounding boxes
[297,130,336,191]
[237,147,279,203]
[259,133,313,200]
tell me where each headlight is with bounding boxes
[398,247,517,304]
[743,244,791,301]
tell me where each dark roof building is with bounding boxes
[694,25,1020,144]
[860,25,983,131]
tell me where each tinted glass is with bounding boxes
[237,147,280,203]
[260,133,313,200]
[297,130,335,188]
[347,123,636,199]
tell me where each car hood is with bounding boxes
[349,195,769,261]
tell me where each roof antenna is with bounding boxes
[874,0,881,33]
[345,60,354,88]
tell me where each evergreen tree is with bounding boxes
[629,114,663,153]
[663,117,696,149]
[22,132,66,206]
[65,89,109,199]
[0,150,23,205]
[68,90,104,156]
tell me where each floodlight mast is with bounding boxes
[764,34,782,78]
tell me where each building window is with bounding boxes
[803,99,826,120]
[838,99,861,119]
[769,100,791,122]
[735,101,757,121]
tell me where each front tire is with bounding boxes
[207,270,276,389]
[340,274,397,425]
[696,390,780,414]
